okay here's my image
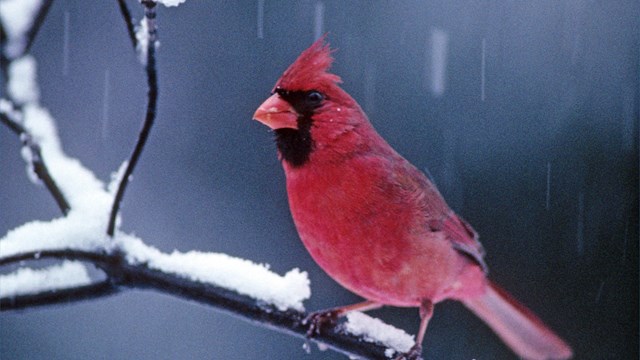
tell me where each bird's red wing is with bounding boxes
[439,214,488,273]
[393,159,488,272]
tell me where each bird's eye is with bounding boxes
[305,91,324,107]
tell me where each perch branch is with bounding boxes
[0,248,393,360]
[107,0,158,237]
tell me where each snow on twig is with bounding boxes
[0,55,71,214]
[119,235,310,311]
[0,0,41,59]
[345,312,416,357]
[154,0,189,7]
[0,0,52,61]
[7,55,39,104]
[0,231,311,312]
[0,101,71,214]
[0,261,91,298]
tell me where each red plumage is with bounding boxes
[276,39,342,92]
[253,36,572,360]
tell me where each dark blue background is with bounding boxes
[1,1,638,359]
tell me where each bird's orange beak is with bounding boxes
[253,94,299,130]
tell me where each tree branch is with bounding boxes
[0,249,114,267]
[0,110,71,215]
[0,280,119,311]
[0,0,69,215]
[22,0,55,57]
[0,248,394,359]
[124,263,393,360]
[107,0,158,237]
[117,0,137,50]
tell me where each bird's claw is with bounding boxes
[303,309,339,338]
[393,344,423,360]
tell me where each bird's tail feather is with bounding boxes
[463,281,573,360]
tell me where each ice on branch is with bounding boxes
[0,0,42,58]
[118,235,311,311]
[344,311,415,357]
[8,55,40,104]
[0,261,91,298]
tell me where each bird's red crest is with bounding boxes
[275,35,342,92]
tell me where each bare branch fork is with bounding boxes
[0,2,405,359]
[107,0,158,237]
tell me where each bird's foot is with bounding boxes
[303,309,340,338]
[301,310,340,354]
[393,344,423,360]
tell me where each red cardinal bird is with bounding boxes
[253,37,572,360]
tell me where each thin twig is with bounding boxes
[107,1,158,237]
[117,0,137,50]
[0,111,71,215]
[0,248,393,360]
[0,109,21,134]
[0,20,6,78]
[22,0,55,57]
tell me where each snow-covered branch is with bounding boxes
[0,0,53,64]
[0,101,70,214]
[0,2,416,359]
[0,237,411,359]
[0,0,70,215]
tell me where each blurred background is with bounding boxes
[1,1,637,359]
